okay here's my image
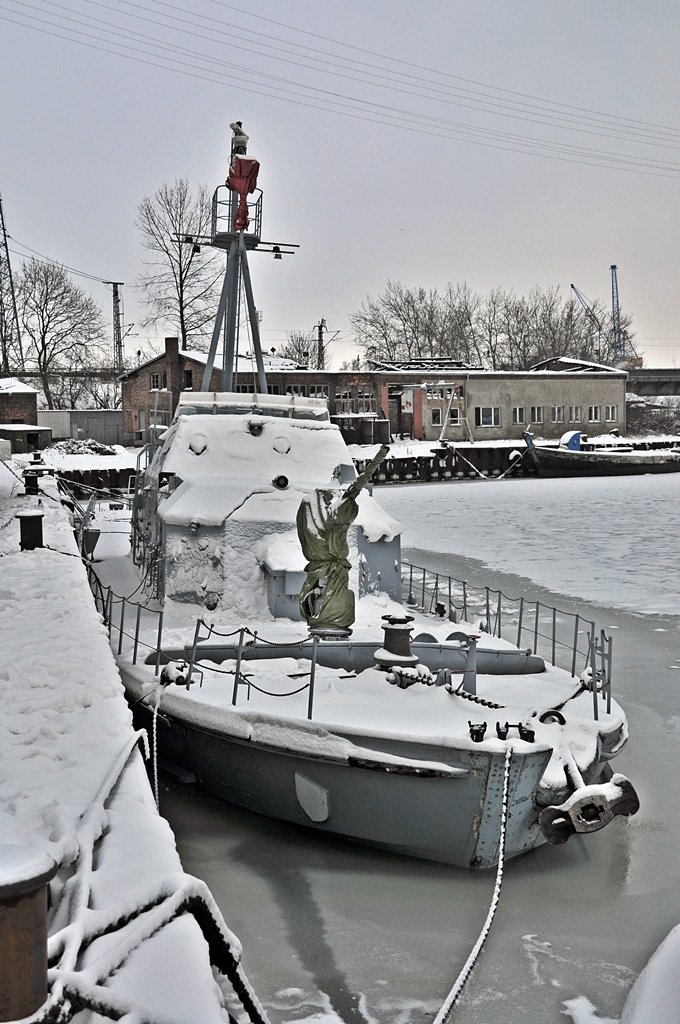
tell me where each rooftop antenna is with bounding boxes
[0,193,25,373]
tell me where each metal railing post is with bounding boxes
[232,627,246,706]
[533,602,540,654]
[517,597,524,648]
[154,610,164,677]
[571,614,580,678]
[117,596,126,656]
[551,607,557,666]
[308,634,319,720]
[133,604,142,665]
[186,619,203,689]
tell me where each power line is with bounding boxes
[3,2,680,177]
[8,238,115,284]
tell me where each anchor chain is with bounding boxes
[433,745,513,1023]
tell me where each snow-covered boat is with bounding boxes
[88,390,639,869]
[88,128,637,869]
[523,429,680,477]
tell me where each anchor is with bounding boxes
[538,773,639,846]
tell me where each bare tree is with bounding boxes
[18,258,108,409]
[351,280,636,369]
[136,179,224,350]
[276,330,322,368]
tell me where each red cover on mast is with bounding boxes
[226,156,260,230]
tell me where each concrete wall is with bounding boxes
[37,410,124,445]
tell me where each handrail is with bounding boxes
[402,560,605,684]
[86,565,611,723]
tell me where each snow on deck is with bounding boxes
[0,459,255,1024]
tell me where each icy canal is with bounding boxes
[161,474,680,1024]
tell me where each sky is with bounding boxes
[2,1,680,371]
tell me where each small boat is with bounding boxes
[87,391,639,869]
[523,429,680,477]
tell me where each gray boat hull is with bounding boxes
[124,670,611,868]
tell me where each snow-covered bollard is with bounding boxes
[16,510,45,551]
[0,844,57,1021]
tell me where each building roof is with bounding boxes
[529,356,626,375]
[368,358,480,371]
[0,376,38,395]
[118,348,300,381]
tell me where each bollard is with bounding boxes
[0,845,57,1022]
[16,511,45,551]
[374,613,419,670]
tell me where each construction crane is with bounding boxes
[571,271,641,368]
[570,282,605,363]
[610,265,641,368]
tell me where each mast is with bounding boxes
[200,123,299,393]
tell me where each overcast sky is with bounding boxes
[2,1,679,370]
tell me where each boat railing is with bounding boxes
[87,564,612,724]
[87,569,324,720]
[402,560,611,695]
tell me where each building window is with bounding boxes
[150,371,167,391]
[605,404,618,421]
[183,369,193,390]
[512,406,525,425]
[530,406,544,424]
[449,407,460,426]
[588,405,601,423]
[431,408,443,426]
[287,384,307,397]
[474,406,501,427]
[551,406,564,423]
[568,405,582,422]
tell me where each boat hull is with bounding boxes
[524,444,680,478]
[125,674,611,869]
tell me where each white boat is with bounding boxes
[88,390,638,869]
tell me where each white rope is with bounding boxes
[432,745,513,1024]
[152,688,161,808]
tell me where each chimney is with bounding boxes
[165,337,179,360]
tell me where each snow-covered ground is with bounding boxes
[0,460,263,1024]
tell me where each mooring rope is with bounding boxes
[152,688,161,808]
[432,745,513,1023]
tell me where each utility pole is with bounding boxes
[104,281,125,371]
[0,193,25,373]
[314,317,327,370]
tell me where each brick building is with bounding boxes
[119,339,628,446]
[0,377,39,424]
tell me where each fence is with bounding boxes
[87,562,611,724]
[401,560,612,718]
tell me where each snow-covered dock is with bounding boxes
[0,460,266,1024]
